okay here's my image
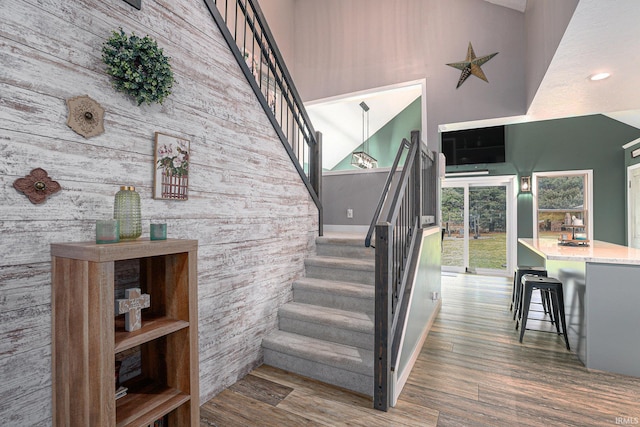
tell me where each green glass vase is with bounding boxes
[114,186,141,240]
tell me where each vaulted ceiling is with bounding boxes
[483,0,527,13]
[465,0,640,130]
[307,0,640,169]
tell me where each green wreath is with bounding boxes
[102,28,174,105]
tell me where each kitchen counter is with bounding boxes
[519,237,640,265]
[518,238,640,378]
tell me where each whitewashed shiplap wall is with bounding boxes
[0,0,318,425]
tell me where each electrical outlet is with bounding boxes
[347,208,353,218]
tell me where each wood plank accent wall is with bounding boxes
[0,1,318,425]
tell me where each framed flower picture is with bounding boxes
[153,132,190,200]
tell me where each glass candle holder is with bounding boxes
[150,223,167,240]
[96,219,120,244]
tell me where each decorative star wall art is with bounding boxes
[446,42,498,89]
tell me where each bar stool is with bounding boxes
[511,266,547,321]
[517,274,570,350]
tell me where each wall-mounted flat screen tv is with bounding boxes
[441,125,506,166]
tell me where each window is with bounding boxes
[533,170,593,241]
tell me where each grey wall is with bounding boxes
[282,0,526,151]
[322,169,390,227]
[0,1,318,424]
[258,0,296,76]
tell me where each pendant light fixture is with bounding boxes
[351,101,378,169]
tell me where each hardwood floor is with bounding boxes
[200,273,640,426]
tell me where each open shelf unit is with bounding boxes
[51,239,199,427]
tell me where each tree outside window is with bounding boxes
[533,171,592,240]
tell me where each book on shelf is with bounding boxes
[115,386,128,400]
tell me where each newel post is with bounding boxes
[311,131,323,236]
[374,222,392,411]
[411,130,422,222]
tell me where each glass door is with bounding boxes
[441,187,465,271]
[442,176,516,276]
[468,186,507,274]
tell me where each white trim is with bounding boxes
[532,170,594,242]
[305,79,426,106]
[438,114,530,133]
[322,166,392,177]
[626,163,640,247]
[622,137,640,150]
[445,170,489,177]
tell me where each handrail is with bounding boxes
[202,0,323,232]
[373,130,437,411]
[365,138,411,248]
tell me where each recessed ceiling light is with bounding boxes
[589,72,611,81]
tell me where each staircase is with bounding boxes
[262,234,375,396]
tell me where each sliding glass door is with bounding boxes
[441,187,465,270]
[442,176,516,276]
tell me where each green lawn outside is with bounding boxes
[442,232,507,271]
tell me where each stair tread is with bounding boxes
[279,302,374,333]
[262,330,374,375]
[294,277,375,298]
[316,235,369,246]
[305,255,374,270]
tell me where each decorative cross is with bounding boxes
[115,288,150,332]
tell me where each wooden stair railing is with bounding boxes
[203,0,323,234]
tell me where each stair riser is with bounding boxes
[279,317,373,350]
[293,288,374,314]
[305,265,375,286]
[316,244,374,260]
[263,349,373,396]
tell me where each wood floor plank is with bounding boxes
[276,388,437,427]
[200,390,323,426]
[228,373,293,406]
[250,364,373,408]
[200,273,640,426]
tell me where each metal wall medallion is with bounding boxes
[66,95,105,138]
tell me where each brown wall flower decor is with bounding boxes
[13,168,61,204]
[66,95,105,138]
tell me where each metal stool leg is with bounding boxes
[549,289,561,335]
[555,286,571,350]
[518,283,533,342]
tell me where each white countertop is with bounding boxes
[519,238,640,266]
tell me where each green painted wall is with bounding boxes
[445,114,640,246]
[624,139,640,168]
[623,137,640,241]
[332,97,421,170]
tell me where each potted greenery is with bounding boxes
[102,28,174,105]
